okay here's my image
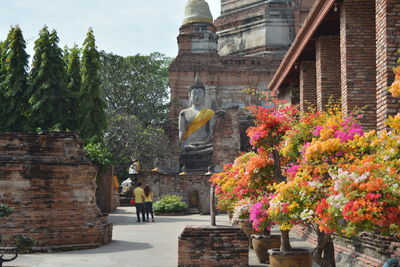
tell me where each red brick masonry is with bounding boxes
[292,225,400,267]
[178,225,249,267]
[0,133,112,252]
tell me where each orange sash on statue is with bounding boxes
[183,109,214,140]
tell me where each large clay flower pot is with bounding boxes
[251,234,281,264]
[268,248,312,267]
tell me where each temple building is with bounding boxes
[269,0,400,131]
[168,0,315,170]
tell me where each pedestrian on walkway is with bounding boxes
[144,184,154,222]
[133,182,146,222]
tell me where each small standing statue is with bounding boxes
[179,73,215,155]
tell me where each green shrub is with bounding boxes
[84,138,113,173]
[153,194,188,213]
[16,235,35,253]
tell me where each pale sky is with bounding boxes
[0,0,221,58]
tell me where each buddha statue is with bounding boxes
[179,74,214,155]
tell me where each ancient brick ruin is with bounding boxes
[292,225,400,267]
[0,133,112,251]
[168,0,316,167]
[139,171,211,214]
[178,225,248,267]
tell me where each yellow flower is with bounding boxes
[386,114,400,132]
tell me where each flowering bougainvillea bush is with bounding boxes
[246,98,298,152]
[231,198,253,223]
[249,194,276,232]
[314,66,400,239]
[389,64,400,97]
[317,156,400,237]
[211,63,400,266]
[269,107,367,231]
[211,97,298,219]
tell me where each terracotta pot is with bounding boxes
[268,248,312,267]
[251,234,281,264]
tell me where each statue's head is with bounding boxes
[189,73,205,106]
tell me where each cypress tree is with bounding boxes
[0,26,29,132]
[65,45,81,132]
[0,40,8,131]
[28,26,68,131]
[79,28,106,140]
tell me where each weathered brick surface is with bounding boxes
[96,166,118,213]
[292,225,400,267]
[178,225,248,267]
[212,108,241,171]
[340,0,377,130]
[139,171,211,214]
[316,35,341,111]
[0,133,112,251]
[300,61,317,112]
[375,0,400,130]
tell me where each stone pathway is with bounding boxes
[6,206,320,267]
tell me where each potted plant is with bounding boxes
[249,194,280,264]
[266,108,366,267]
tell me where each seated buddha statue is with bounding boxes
[178,74,214,155]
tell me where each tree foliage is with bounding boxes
[99,51,175,178]
[78,28,106,140]
[64,45,81,132]
[0,26,29,131]
[105,114,176,177]
[99,52,171,125]
[28,26,69,131]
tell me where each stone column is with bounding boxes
[340,0,377,130]
[316,35,341,111]
[299,61,317,112]
[376,0,400,130]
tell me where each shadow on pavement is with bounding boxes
[109,214,223,226]
[63,240,153,254]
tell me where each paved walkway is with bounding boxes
[6,206,319,267]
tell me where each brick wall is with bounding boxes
[300,61,317,112]
[0,133,112,251]
[138,171,211,214]
[292,225,400,267]
[340,0,377,130]
[213,108,241,172]
[178,225,248,267]
[316,35,341,111]
[375,0,400,130]
[96,167,118,213]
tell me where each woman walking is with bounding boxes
[144,184,154,222]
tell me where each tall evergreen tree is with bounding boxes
[0,40,9,130]
[79,28,106,140]
[65,45,81,132]
[0,26,29,132]
[28,26,68,131]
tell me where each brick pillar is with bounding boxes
[376,0,400,131]
[291,85,300,106]
[299,61,317,112]
[340,0,377,130]
[316,35,341,111]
